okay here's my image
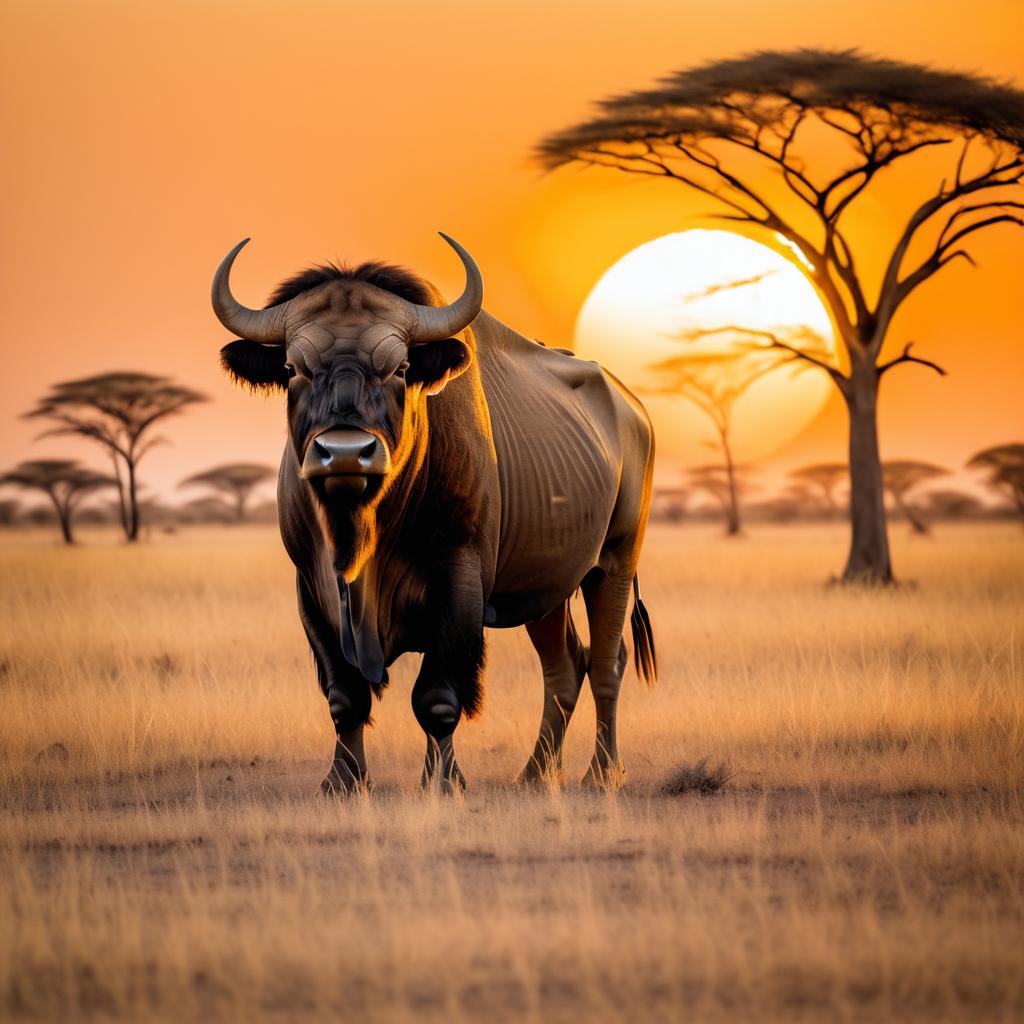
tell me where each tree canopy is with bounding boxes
[179,463,276,521]
[0,459,114,543]
[25,372,206,541]
[538,49,1024,354]
[967,443,1024,516]
[790,464,848,509]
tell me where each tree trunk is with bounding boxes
[893,492,929,535]
[110,452,129,536]
[126,459,140,542]
[841,361,892,583]
[47,493,74,545]
[722,434,741,537]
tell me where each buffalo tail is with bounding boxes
[630,575,657,686]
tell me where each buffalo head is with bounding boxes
[213,235,483,574]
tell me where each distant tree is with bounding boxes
[179,463,276,522]
[883,461,947,535]
[924,488,983,520]
[177,496,237,526]
[0,460,114,544]
[967,443,1024,521]
[790,463,849,513]
[650,486,690,523]
[687,463,755,534]
[646,349,783,535]
[539,49,1024,582]
[749,495,804,524]
[25,373,206,542]
[774,481,824,518]
[0,499,20,527]
[22,506,58,528]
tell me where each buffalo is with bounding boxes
[212,235,656,792]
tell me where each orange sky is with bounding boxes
[1,0,1022,506]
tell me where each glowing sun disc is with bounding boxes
[573,230,835,464]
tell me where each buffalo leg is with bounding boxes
[517,601,589,784]
[412,555,486,791]
[412,655,470,792]
[581,569,632,787]
[297,574,373,794]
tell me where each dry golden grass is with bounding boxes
[1,522,1022,1022]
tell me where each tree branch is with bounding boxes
[877,341,947,378]
[821,138,952,222]
[937,200,1024,248]
[895,211,1023,305]
[678,325,848,387]
[874,155,1024,337]
[573,146,762,221]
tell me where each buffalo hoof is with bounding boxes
[421,765,466,795]
[318,770,371,797]
[581,762,626,792]
[515,759,562,789]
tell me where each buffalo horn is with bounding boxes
[211,238,289,344]
[405,234,483,343]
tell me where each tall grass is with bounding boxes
[1,524,1019,791]
[0,524,1021,1021]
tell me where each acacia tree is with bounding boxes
[0,499,20,527]
[688,463,755,534]
[178,496,238,525]
[0,460,114,544]
[25,373,206,542]
[646,349,781,535]
[538,49,1024,582]
[179,463,276,522]
[790,463,848,512]
[883,460,947,534]
[651,486,689,523]
[925,489,983,520]
[967,443,1024,520]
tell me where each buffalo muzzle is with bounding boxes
[301,428,391,495]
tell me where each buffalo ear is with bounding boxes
[406,338,471,396]
[220,340,288,391]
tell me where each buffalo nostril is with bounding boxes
[429,703,459,725]
[359,440,378,464]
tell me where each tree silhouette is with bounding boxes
[882,461,947,535]
[650,486,689,523]
[25,373,206,542]
[967,443,1024,521]
[790,463,849,513]
[178,496,238,526]
[0,499,20,527]
[0,460,114,544]
[179,463,276,522]
[687,463,755,534]
[646,349,784,535]
[924,488,983,520]
[539,49,1024,582]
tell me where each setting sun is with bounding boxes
[574,230,836,465]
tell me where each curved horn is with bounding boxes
[211,239,289,344]
[407,233,483,343]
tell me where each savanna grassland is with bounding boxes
[0,523,1021,1023]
